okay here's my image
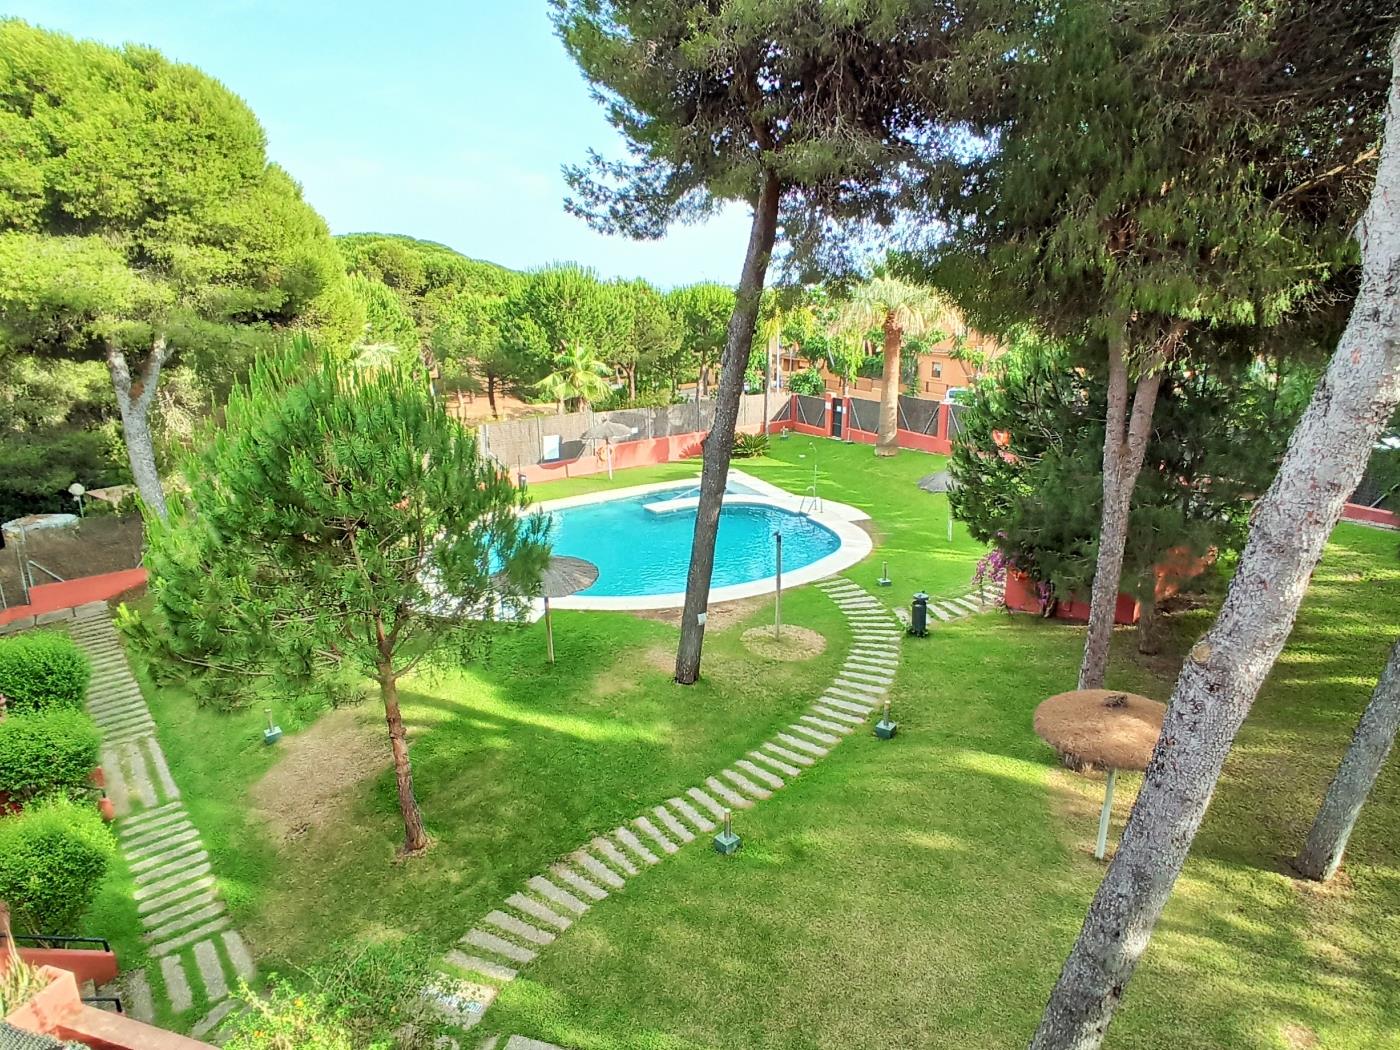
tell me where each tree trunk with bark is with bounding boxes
[377,642,428,855]
[1136,589,1160,655]
[1078,333,1162,689]
[487,373,498,418]
[105,336,170,520]
[675,173,781,685]
[876,315,903,456]
[1295,638,1400,881]
[1029,40,1400,1047]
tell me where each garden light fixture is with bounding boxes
[713,807,741,855]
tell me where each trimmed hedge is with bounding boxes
[0,710,101,803]
[0,631,91,713]
[0,795,115,935]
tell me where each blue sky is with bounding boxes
[9,1,753,286]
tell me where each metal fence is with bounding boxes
[794,395,828,429]
[898,396,940,436]
[847,396,880,432]
[479,393,778,472]
[945,402,968,444]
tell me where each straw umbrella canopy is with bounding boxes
[536,556,599,664]
[580,419,631,478]
[1033,688,1166,860]
[917,470,959,540]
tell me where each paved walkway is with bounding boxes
[68,603,254,1042]
[431,578,1001,1046]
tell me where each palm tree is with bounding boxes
[535,342,613,413]
[837,277,958,455]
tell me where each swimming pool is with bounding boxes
[537,471,873,610]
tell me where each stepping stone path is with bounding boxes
[430,577,1000,1045]
[59,604,256,1040]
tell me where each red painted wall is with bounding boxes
[0,569,147,627]
[1342,502,1400,528]
[16,946,119,987]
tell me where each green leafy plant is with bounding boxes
[0,710,101,803]
[732,432,771,459]
[787,369,827,397]
[0,632,91,714]
[223,981,359,1050]
[0,901,51,1016]
[0,796,115,935]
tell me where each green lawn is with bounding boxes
[102,438,980,1031]
[99,438,1400,1048]
[479,523,1400,1050]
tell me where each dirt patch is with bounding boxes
[250,706,389,845]
[1280,1023,1318,1050]
[631,594,768,631]
[741,625,826,661]
[1,515,144,602]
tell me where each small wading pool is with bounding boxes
[536,472,872,610]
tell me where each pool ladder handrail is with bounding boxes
[799,486,822,515]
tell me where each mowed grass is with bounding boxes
[480,523,1400,1049]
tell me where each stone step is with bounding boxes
[589,836,637,876]
[846,655,898,672]
[843,668,895,686]
[138,874,218,917]
[483,910,555,947]
[748,749,800,777]
[150,916,230,957]
[104,727,158,750]
[614,826,659,865]
[506,893,572,932]
[126,825,199,860]
[526,876,587,916]
[134,861,213,903]
[570,849,625,889]
[735,758,784,790]
[926,604,954,621]
[633,815,679,854]
[800,714,850,735]
[720,768,772,801]
[505,1036,570,1050]
[850,645,900,658]
[192,939,228,1002]
[550,864,608,902]
[789,722,839,746]
[143,901,226,944]
[132,845,208,882]
[951,597,981,613]
[463,928,537,966]
[813,704,866,726]
[831,678,885,698]
[222,931,256,981]
[685,787,728,822]
[160,956,192,1013]
[122,810,192,849]
[762,741,815,767]
[820,695,877,716]
[444,950,517,982]
[703,776,752,810]
[668,796,717,833]
[652,806,695,844]
[191,999,239,1040]
[775,732,828,757]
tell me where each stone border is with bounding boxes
[535,469,873,611]
[426,577,1003,1044]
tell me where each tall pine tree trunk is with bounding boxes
[1136,588,1159,655]
[1295,638,1400,881]
[377,638,428,855]
[487,373,498,418]
[1078,333,1161,689]
[1029,40,1400,1046]
[876,316,902,455]
[105,336,169,520]
[675,172,781,685]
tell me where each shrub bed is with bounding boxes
[0,631,91,714]
[0,710,101,803]
[0,796,115,934]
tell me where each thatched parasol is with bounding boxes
[580,419,631,478]
[537,556,599,664]
[1033,688,1166,860]
[917,470,959,540]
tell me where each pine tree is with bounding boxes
[553,0,972,683]
[134,340,549,855]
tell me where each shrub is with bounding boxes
[224,982,358,1050]
[732,431,771,459]
[0,710,101,803]
[0,796,115,934]
[786,368,827,396]
[0,632,91,714]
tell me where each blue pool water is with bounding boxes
[549,491,840,597]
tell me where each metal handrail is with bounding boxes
[0,932,113,952]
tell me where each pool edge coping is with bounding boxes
[535,469,873,611]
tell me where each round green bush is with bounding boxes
[0,710,101,803]
[0,631,92,713]
[0,795,115,935]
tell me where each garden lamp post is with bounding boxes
[1033,689,1166,860]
